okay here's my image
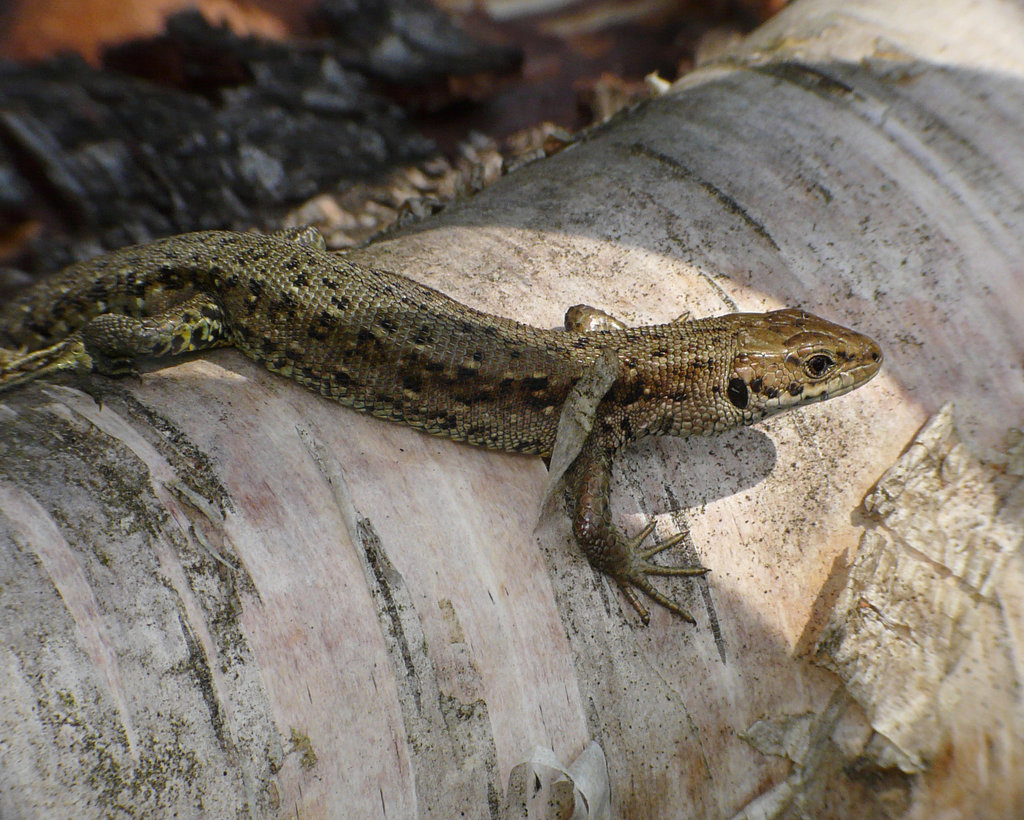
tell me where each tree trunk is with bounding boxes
[2,0,1023,817]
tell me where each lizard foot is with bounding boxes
[614,522,708,626]
[0,335,93,393]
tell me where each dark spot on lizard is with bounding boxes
[333,370,352,386]
[727,378,749,409]
[524,376,549,392]
[170,334,187,355]
[414,325,434,346]
[455,386,496,404]
[526,394,556,411]
[321,276,335,289]
[517,438,542,453]
[472,350,484,362]
[620,416,634,438]
[457,365,479,380]
[573,337,591,349]
[127,276,147,298]
[749,376,763,394]
[292,272,310,289]
[377,316,396,332]
[248,280,264,297]
[189,326,208,348]
[356,329,374,344]
[331,294,350,310]
[295,364,318,382]
[763,386,780,400]
[615,379,645,406]
[432,413,458,430]
[157,265,179,285]
[787,382,804,397]
[651,349,668,358]
[403,374,422,392]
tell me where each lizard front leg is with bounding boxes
[0,293,229,392]
[564,304,691,332]
[568,431,708,625]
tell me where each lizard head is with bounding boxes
[723,308,882,424]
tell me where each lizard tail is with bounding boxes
[0,335,93,393]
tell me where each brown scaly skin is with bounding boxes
[0,228,883,623]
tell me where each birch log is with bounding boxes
[2,0,1023,817]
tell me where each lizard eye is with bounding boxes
[804,353,836,379]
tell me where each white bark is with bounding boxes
[2,0,1023,817]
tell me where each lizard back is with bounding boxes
[1,231,606,454]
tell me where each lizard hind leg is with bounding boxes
[0,293,229,392]
[79,293,230,376]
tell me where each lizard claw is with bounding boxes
[615,522,708,625]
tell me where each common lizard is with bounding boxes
[0,228,882,623]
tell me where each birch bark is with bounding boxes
[2,0,1023,817]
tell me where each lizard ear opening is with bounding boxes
[726,377,748,409]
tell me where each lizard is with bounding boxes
[0,227,882,623]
